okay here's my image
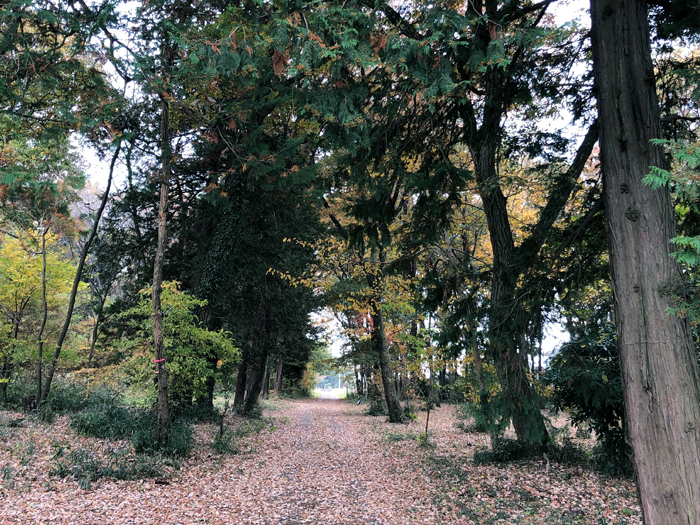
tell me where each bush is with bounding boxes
[211,428,238,455]
[71,402,193,459]
[366,397,388,416]
[544,323,633,477]
[131,415,193,458]
[455,397,510,437]
[50,444,179,489]
[473,438,539,464]
[70,405,137,440]
[473,436,589,468]
[4,375,122,416]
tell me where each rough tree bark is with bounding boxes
[261,364,270,400]
[244,347,269,414]
[367,265,403,423]
[36,225,48,403]
[591,0,700,521]
[273,353,283,396]
[152,58,173,443]
[470,134,550,446]
[234,343,251,407]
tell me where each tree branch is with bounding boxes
[517,120,598,261]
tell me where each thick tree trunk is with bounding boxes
[471,142,549,446]
[261,365,270,400]
[273,353,283,396]
[369,294,403,422]
[234,343,251,407]
[591,1,700,521]
[244,347,269,414]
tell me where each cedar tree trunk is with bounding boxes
[591,0,700,521]
[244,347,269,414]
[234,343,251,407]
[273,353,283,396]
[152,82,172,444]
[367,271,403,423]
[471,138,549,446]
[36,226,48,403]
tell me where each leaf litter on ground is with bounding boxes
[0,400,641,524]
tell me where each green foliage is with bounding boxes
[456,395,511,438]
[3,375,110,414]
[50,444,180,489]
[366,397,388,417]
[118,282,238,411]
[70,405,137,440]
[211,428,238,455]
[130,416,193,458]
[544,324,633,477]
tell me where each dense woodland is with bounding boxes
[1,0,700,522]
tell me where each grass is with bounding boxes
[50,443,180,489]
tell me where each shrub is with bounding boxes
[70,405,137,440]
[50,444,179,489]
[71,403,193,459]
[544,323,633,476]
[366,398,387,416]
[211,428,238,455]
[131,415,193,458]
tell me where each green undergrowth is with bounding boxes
[69,402,194,458]
[211,417,277,455]
[50,442,180,489]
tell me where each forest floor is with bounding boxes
[0,398,641,525]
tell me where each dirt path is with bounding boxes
[0,399,643,524]
[0,399,438,524]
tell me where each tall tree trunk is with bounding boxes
[367,271,403,423]
[36,225,48,404]
[41,143,121,402]
[591,1,700,521]
[355,365,363,397]
[87,292,108,368]
[468,320,486,393]
[234,343,251,407]
[471,141,549,446]
[152,74,173,444]
[261,363,270,400]
[244,347,269,414]
[273,353,283,396]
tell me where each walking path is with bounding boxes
[0,399,439,524]
[0,398,643,524]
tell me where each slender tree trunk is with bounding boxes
[1,352,10,404]
[36,226,48,404]
[41,143,121,402]
[355,365,363,397]
[234,343,251,407]
[152,76,173,444]
[468,321,486,393]
[273,353,283,396]
[591,1,700,521]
